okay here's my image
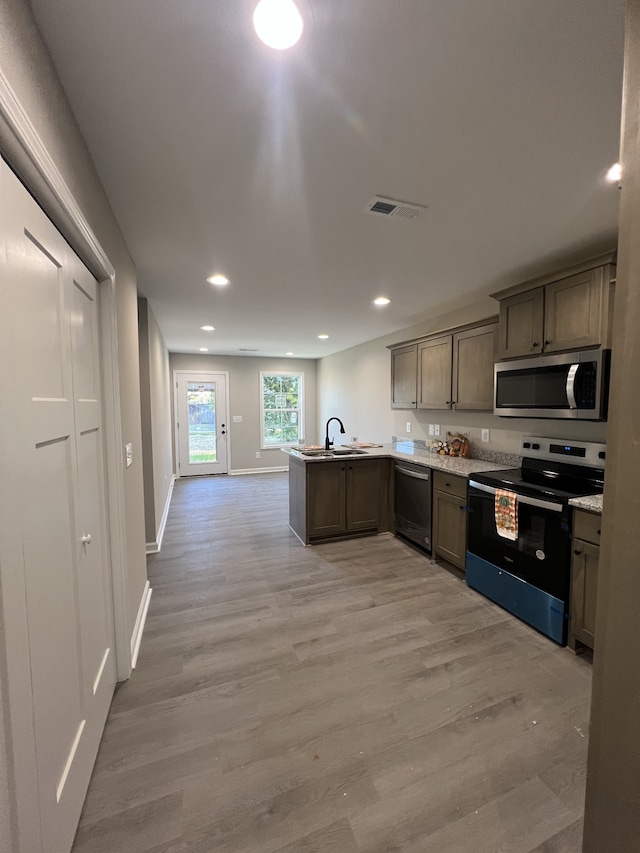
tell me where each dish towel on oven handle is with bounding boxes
[495,489,518,540]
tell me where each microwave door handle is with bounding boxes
[566,363,579,409]
[468,480,563,513]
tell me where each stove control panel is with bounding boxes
[520,435,606,469]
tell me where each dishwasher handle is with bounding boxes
[395,465,431,482]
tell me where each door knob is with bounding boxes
[81,534,92,546]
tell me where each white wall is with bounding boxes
[318,295,608,451]
[0,1,149,841]
[170,353,318,472]
[139,298,173,547]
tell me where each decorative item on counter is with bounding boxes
[434,440,448,455]
[447,432,470,458]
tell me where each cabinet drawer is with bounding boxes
[433,471,467,499]
[573,509,602,545]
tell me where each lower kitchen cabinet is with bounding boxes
[569,509,601,653]
[432,471,468,570]
[288,456,389,544]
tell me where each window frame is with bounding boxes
[259,370,305,450]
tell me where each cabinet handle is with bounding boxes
[597,529,601,536]
[574,549,582,555]
[544,340,551,346]
[531,341,539,348]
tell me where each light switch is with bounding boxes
[125,442,133,468]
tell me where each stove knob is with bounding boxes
[598,451,606,460]
[532,443,540,450]
[523,442,531,449]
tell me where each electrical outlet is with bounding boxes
[434,424,440,436]
[255,451,261,458]
[428,424,434,436]
[406,421,412,433]
[482,429,490,443]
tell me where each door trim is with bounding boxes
[0,70,130,684]
[173,370,230,477]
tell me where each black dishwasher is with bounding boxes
[394,461,432,551]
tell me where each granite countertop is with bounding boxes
[569,494,604,514]
[283,442,519,478]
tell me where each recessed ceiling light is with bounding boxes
[318,334,329,340]
[199,347,209,352]
[200,325,215,331]
[374,296,391,306]
[207,274,229,286]
[606,162,622,183]
[286,351,294,356]
[253,0,303,50]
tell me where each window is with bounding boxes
[260,371,304,448]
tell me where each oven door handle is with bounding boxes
[566,363,579,409]
[468,480,563,513]
[395,466,430,482]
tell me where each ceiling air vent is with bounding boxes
[238,348,258,352]
[364,195,427,221]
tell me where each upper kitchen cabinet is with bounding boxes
[452,323,498,410]
[493,255,616,360]
[389,320,497,412]
[391,344,418,408]
[417,335,453,409]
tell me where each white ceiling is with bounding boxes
[30,0,625,358]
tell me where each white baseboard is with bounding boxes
[130,580,152,669]
[145,475,175,554]
[229,466,288,475]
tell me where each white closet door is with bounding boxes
[0,160,116,853]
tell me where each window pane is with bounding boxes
[261,372,303,446]
[187,382,217,464]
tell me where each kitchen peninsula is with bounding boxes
[283,443,517,546]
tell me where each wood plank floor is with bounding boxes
[72,472,592,853]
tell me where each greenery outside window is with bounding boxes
[260,371,304,448]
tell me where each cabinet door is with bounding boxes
[543,270,603,353]
[391,345,417,409]
[306,463,346,538]
[346,460,383,531]
[452,323,497,411]
[433,488,468,570]
[570,538,600,651]
[417,336,453,409]
[497,288,544,359]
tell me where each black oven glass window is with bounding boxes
[496,364,571,408]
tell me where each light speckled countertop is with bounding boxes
[569,494,604,514]
[283,443,516,478]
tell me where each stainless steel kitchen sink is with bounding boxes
[299,448,369,457]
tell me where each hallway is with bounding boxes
[71,472,592,852]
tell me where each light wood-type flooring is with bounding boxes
[72,472,592,853]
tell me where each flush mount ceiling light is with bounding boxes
[374,296,391,306]
[199,347,209,352]
[207,274,229,286]
[253,0,303,50]
[606,162,622,183]
[286,351,294,355]
[200,325,215,331]
[318,334,329,339]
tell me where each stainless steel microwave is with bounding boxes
[494,349,610,420]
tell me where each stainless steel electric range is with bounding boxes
[466,435,605,645]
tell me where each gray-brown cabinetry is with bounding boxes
[569,508,601,653]
[391,344,418,408]
[494,259,615,360]
[390,321,497,412]
[432,471,468,570]
[289,456,389,544]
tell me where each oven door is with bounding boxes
[466,480,571,600]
